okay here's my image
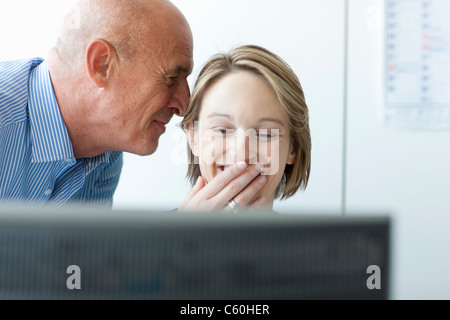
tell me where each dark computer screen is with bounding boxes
[0,205,390,300]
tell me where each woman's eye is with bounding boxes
[214,128,234,135]
[257,129,278,140]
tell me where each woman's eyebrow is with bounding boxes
[257,118,286,126]
[207,113,232,119]
[206,114,286,126]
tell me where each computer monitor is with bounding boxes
[0,205,390,300]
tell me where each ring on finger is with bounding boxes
[227,199,240,213]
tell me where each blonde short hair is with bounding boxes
[181,45,311,200]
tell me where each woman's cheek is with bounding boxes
[199,134,216,165]
[259,139,280,175]
[204,135,228,165]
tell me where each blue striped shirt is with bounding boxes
[0,58,123,207]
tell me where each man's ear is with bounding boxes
[287,144,297,165]
[186,123,199,157]
[85,39,117,88]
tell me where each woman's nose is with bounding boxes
[228,129,258,165]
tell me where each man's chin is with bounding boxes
[126,140,159,156]
[141,144,159,156]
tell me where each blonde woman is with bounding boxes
[179,45,311,212]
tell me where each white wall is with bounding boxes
[0,1,78,60]
[346,0,450,299]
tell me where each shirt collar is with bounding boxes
[28,60,75,163]
[83,152,110,175]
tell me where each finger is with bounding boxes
[200,161,248,198]
[211,164,264,206]
[232,175,267,208]
[224,196,266,214]
[187,176,205,200]
[222,200,234,213]
[179,177,205,211]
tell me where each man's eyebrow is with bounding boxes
[167,65,191,74]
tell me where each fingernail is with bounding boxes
[237,162,246,170]
[255,163,262,172]
[259,197,266,205]
[258,176,266,185]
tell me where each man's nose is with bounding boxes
[169,79,190,117]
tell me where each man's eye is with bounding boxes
[166,76,178,86]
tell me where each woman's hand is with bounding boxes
[178,162,267,212]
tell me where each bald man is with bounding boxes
[0,0,265,209]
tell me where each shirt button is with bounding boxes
[44,189,52,196]
[65,158,72,163]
